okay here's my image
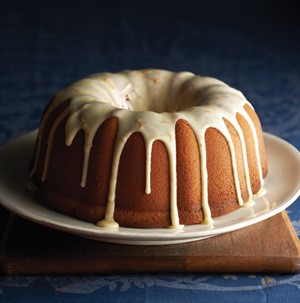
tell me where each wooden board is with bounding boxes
[0,206,299,275]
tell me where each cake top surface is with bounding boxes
[54,69,246,113]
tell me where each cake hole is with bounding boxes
[97,70,199,113]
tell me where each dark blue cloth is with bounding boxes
[0,1,299,302]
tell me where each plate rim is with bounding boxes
[0,130,299,245]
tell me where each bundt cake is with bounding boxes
[28,69,268,229]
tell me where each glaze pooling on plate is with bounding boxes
[30,69,265,228]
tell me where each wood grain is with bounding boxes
[0,207,299,275]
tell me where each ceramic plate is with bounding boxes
[0,130,299,245]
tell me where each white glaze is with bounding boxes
[30,69,266,229]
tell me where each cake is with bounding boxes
[28,69,268,229]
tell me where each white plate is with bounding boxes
[0,131,299,245]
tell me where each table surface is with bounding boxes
[0,1,299,302]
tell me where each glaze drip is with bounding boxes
[31,69,266,229]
